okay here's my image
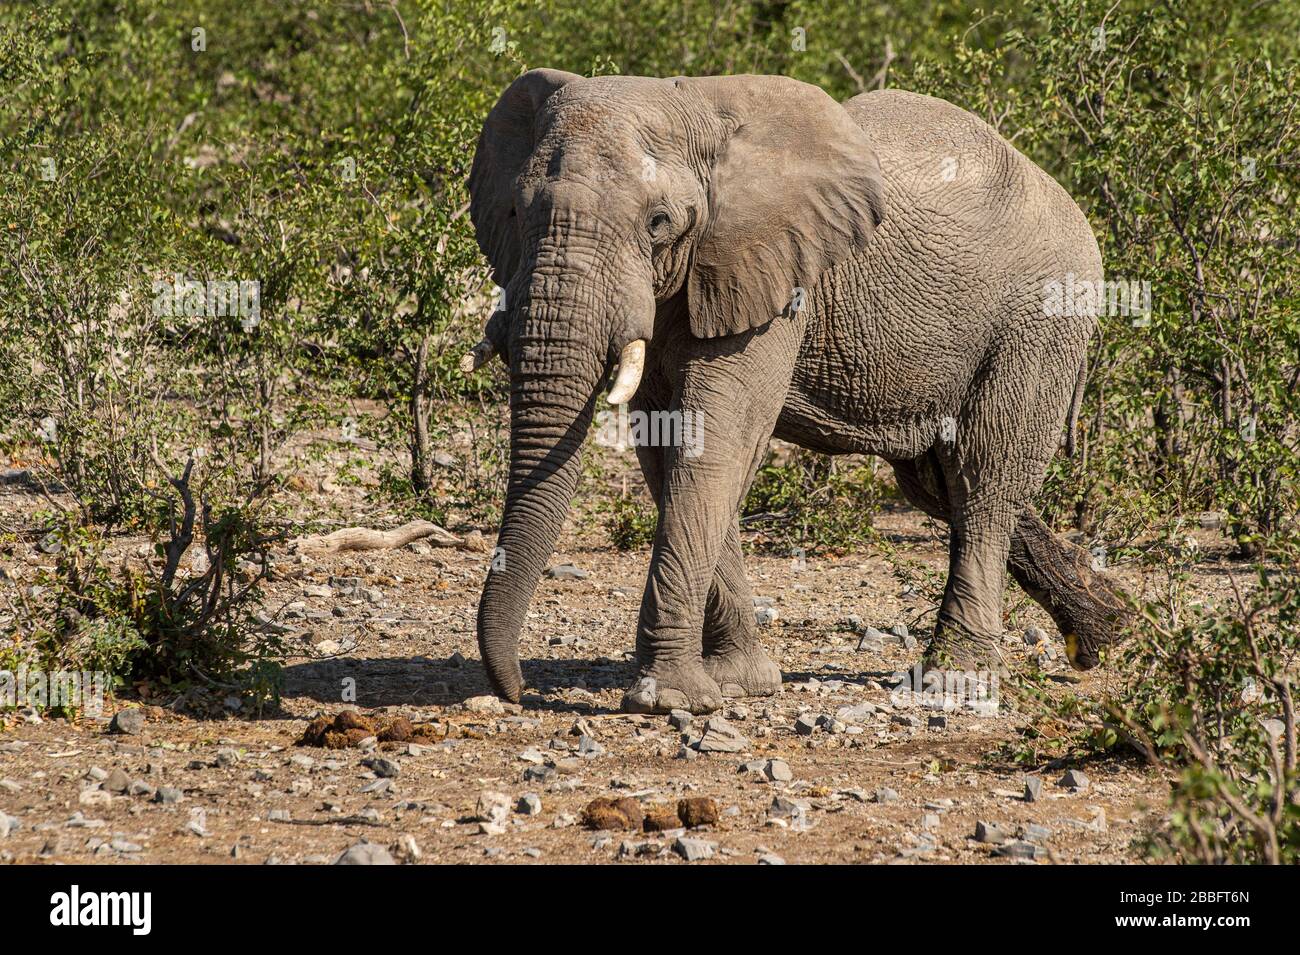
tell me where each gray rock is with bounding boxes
[109,839,142,853]
[993,840,1045,860]
[668,709,693,732]
[1022,823,1053,843]
[109,709,145,735]
[793,714,818,736]
[873,787,900,804]
[0,810,18,838]
[763,759,793,783]
[154,786,184,805]
[696,717,750,754]
[268,809,291,821]
[516,793,543,816]
[1023,776,1043,802]
[362,757,401,779]
[475,791,512,825]
[334,842,396,865]
[128,780,155,798]
[672,836,717,862]
[103,769,130,793]
[757,853,786,865]
[754,606,779,627]
[836,702,877,723]
[523,765,556,783]
[544,563,589,580]
[1058,769,1090,792]
[974,820,1009,844]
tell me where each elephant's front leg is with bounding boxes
[622,326,799,715]
[631,402,781,703]
[702,520,783,698]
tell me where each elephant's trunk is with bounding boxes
[476,272,610,702]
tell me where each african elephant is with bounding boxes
[462,70,1127,714]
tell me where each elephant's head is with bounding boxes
[465,70,885,701]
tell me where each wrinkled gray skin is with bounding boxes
[467,70,1127,714]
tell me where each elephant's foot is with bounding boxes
[703,643,782,698]
[621,664,724,715]
[923,621,1008,677]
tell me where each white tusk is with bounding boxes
[459,340,494,374]
[606,339,646,405]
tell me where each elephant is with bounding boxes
[462,69,1128,714]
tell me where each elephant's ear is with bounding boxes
[468,68,581,285]
[679,75,885,339]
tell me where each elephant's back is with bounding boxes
[842,88,1099,283]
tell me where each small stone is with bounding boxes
[1058,769,1090,792]
[1022,823,1053,843]
[755,607,779,627]
[154,786,184,805]
[334,842,396,865]
[463,695,506,716]
[927,715,947,730]
[110,839,142,853]
[668,709,693,732]
[0,810,18,838]
[516,793,543,816]
[873,787,900,804]
[1023,776,1043,802]
[793,714,818,737]
[391,833,422,863]
[757,853,786,865]
[128,780,155,798]
[103,769,131,793]
[268,809,291,822]
[672,836,716,861]
[696,717,750,754]
[544,563,589,580]
[763,759,793,783]
[1023,627,1047,646]
[993,840,1045,860]
[362,756,401,779]
[109,709,146,735]
[921,813,941,830]
[475,791,512,826]
[836,703,877,723]
[974,820,1009,844]
[79,789,112,808]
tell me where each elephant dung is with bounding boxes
[582,797,644,831]
[676,797,720,828]
[642,805,683,832]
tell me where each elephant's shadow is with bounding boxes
[282,654,637,712]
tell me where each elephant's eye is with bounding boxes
[648,210,671,234]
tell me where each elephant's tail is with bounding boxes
[1064,354,1088,458]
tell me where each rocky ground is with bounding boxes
[0,414,1251,865]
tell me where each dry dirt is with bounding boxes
[1,420,1249,865]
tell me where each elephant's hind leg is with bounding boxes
[890,450,1128,669]
[702,521,782,698]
